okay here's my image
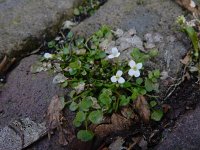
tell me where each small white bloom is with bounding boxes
[44,53,53,59]
[111,70,125,84]
[108,47,120,59]
[128,60,142,77]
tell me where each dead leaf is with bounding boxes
[176,0,200,16]
[94,113,132,137]
[135,96,150,123]
[58,128,68,146]
[180,52,191,65]
[121,107,135,119]
[47,95,69,145]
[47,95,64,129]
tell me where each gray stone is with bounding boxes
[0,0,82,60]
[0,55,67,127]
[156,104,200,150]
[72,0,189,77]
[0,118,47,150]
[0,126,22,150]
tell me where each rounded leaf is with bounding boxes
[88,110,103,124]
[69,101,78,111]
[77,130,94,141]
[151,110,163,121]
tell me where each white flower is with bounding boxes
[111,70,125,84]
[108,47,120,59]
[128,60,142,77]
[44,53,53,59]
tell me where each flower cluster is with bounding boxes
[109,47,143,84]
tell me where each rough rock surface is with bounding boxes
[156,103,200,150]
[72,0,189,78]
[0,55,90,149]
[0,118,46,150]
[0,55,66,127]
[0,0,81,60]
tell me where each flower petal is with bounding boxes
[128,69,135,76]
[116,70,123,76]
[136,63,142,69]
[112,47,119,55]
[129,60,136,68]
[115,52,120,57]
[44,53,53,59]
[108,54,114,59]
[118,77,125,84]
[111,76,117,82]
[134,70,140,77]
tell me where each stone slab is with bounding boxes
[156,104,200,150]
[0,0,81,60]
[0,55,67,127]
[0,118,46,150]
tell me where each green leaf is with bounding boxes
[153,70,160,78]
[75,37,85,48]
[95,51,106,59]
[69,68,77,75]
[74,111,86,123]
[69,101,78,111]
[139,88,146,95]
[69,60,81,69]
[73,119,82,127]
[151,110,163,121]
[79,98,92,112]
[88,110,103,124]
[148,72,153,79]
[145,78,154,92]
[63,47,69,54]
[67,31,73,39]
[61,81,68,88]
[73,8,80,15]
[77,130,94,141]
[120,82,132,88]
[119,95,130,106]
[131,88,139,101]
[98,89,112,107]
[150,101,157,107]
[48,41,56,48]
[136,78,143,85]
[185,26,199,58]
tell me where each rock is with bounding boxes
[131,35,144,51]
[128,28,137,36]
[144,42,156,49]
[0,126,22,150]
[0,0,82,60]
[156,104,200,150]
[0,118,46,150]
[72,0,189,78]
[0,55,67,127]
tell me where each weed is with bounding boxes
[43,26,162,141]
